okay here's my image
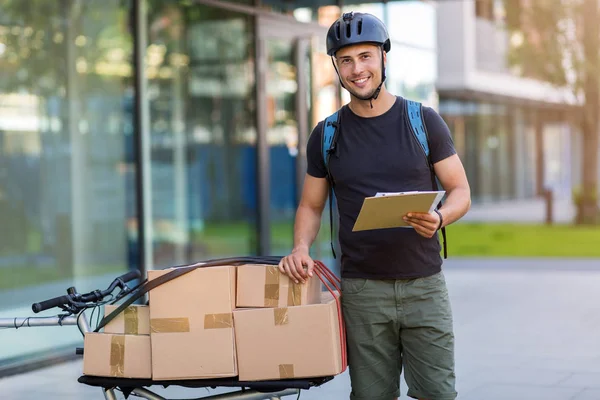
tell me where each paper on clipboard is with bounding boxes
[352,190,445,232]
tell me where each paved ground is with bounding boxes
[461,196,576,224]
[1,257,600,399]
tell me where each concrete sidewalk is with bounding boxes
[461,196,576,224]
[1,258,600,399]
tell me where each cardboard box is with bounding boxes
[103,304,150,335]
[148,265,237,380]
[83,332,151,379]
[236,264,322,308]
[233,291,343,381]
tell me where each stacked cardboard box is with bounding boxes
[83,305,152,379]
[83,263,345,382]
[147,265,237,380]
[234,264,343,381]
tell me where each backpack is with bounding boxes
[320,99,447,260]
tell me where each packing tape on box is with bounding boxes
[274,307,289,325]
[287,282,301,306]
[110,335,125,377]
[264,265,280,307]
[150,318,190,333]
[123,306,139,334]
[279,364,294,379]
[204,313,233,329]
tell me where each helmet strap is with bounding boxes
[370,47,386,108]
[331,58,346,90]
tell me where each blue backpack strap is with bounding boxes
[320,109,342,260]
[322,110,340,170]
[405,99,447,259]
[406,99,431,160]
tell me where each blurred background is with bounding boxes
[0,0,599,382]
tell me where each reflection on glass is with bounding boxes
[266,38,298,254]
[440,99,527,203]
[260,1,339,20]
[0,0,133,361]
[146,2,257,267]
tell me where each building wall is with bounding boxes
[435,0,580,203]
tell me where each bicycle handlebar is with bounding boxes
[31,269,141,314]
[116,270,140,284]
[31,295,72,314]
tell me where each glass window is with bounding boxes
[146,1,257,268]
[440,99,482,202]
[260,1,339,21]
[264,38,298,254]
[0,0,133,362]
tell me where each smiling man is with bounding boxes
[278,11,471,400]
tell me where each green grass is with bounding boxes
[192,221,294,254]
[449,223,600,257]
[2,222,599,291]
[195,221,600,258]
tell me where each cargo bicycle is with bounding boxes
[0,257,343,400]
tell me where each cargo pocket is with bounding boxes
[341,278,368,295]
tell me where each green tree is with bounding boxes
[503,0,599,224]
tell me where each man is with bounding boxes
[279,11,471,400]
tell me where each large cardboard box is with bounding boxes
[83,332,152,379]
[236,264,321,308]
[103,304,150,335]
[233,291,343,381]
[148,265,237,380]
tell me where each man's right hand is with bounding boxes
[278,248,315,284]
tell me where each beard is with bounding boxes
[345,80,381,101]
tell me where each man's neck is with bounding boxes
[348,90,396,118]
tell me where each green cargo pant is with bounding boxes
[341,271,457,400]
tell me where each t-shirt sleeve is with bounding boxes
[423,106,457,164]
[306,121,327,178]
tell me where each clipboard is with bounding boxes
[352,191,445,232]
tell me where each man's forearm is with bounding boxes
[439,187,471,228]
[292,204,324,252]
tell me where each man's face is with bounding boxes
[335,43,385,100]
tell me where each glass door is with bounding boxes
[256,16,323,255]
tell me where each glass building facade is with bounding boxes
[439,98,578,203]
[0,0,440,373]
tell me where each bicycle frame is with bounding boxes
[0,313,299,400]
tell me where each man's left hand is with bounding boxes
[403,211,440,238]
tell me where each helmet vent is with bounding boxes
[346,22,351,38]
[335,22,341,40]
[357,19,363,35]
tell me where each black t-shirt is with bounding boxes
[306,96,456,279]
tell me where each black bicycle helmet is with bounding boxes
[326,12,391,56]
[326,12,391,105]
